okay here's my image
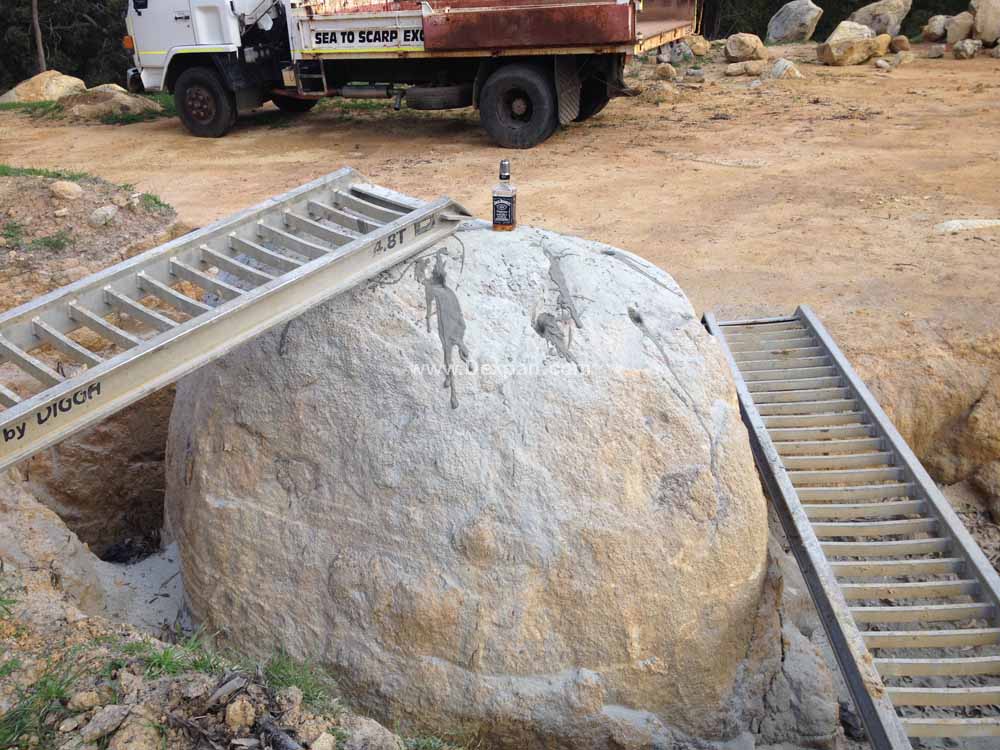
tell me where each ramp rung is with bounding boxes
[724,328,812,342]
[752,387,850,404]
[138,273,212,317]
[901,718,1000,738]
[841,579,978,600]
[283,210,356,246]
[867,629,1000,650]
[877,655,1000,677]
[31,318,103,367]
[333,189,406,223]
[763,411,866,428]
[729,337,816,352]
[889,685,1000,706]
[201,246,276,287]
[229,234,303,272]
[0,334,63,386]
[756,398,854,415]
[747,376,842,393]
[822,538,951,557]
[68,302,141,349]
[307,199,382,233]
[105,287,177,332]
[734,347,826,362]
[811,517,936,538]
[804,499,924,521]
[851,602,993,623]
[831,557,964,577]
[170,259,244,301]
[797,483,912,502]
[782,452,893,470]
[776,437,882,455]
[771,424,873,441]
[256,221,329,260]
[0,383,21,408]
[791,467,905,485]
[719,319,803,333]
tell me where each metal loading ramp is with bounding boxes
[704,306,1000,749]
[0,169,467,474]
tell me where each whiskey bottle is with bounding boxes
[492,159,516,232]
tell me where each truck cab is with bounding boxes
[124,0,697,147]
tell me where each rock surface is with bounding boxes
[849,0,912,36]
[923,14,950,41]
[0,70,86,104]
[890,34,910,51]
[974,0,1000,43]
[726,60,768,76]
[166,226,772,747]
[766,0,823,43]
[817,38,880,66]
[688,34,711,56]
[725,33,768,62]
[60,90,162,120]
[50,180,84,201]
[947,11,975,44]
[826,20,876,44]
[772,58,805,79]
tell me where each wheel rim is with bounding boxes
[500,88,533,126]
[185,84,217,124]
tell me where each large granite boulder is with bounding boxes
[165,226,773,747]
[0,70,85,104]
[974,0,1000,43]
[946,11,976,44]
[825,20,876,44]
[849,0,913,36]
[767,0,824,44]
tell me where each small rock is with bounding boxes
[67,690,101,712]
[111,194,129,209]
[889,35,909,52]
[87,205,118,227]
[118,671,143,704]
[49,181,83,201]
[927,44,946,58]
[53,207,70,218]
[992,46,1000,58]
[874,33,892,56]
[225,696,256,733]
[58,716,82,732]
[953,38,982,59]
[340,716,404,750]
[654,63,677,81]
[934,219,1000,235]
[922,14,950,42]
[687,35,710,56]
[108,705,161,750]
[874,57,893,70]
[946,12,975,45]
[80,705,131,742]
[749,79,763,89]
[179,673,215,700]
[893,51,916,66]
[725,60,767,76]
[275,685,303,717]
[772,58,804,79]
[312,733,337,750]
[668,40,693,65]
[297,718,332,745]
[0,237,8,249]
[684,67,705,81]
[725,33,768,62]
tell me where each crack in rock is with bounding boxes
[544,248,583,329]
[534,312,581,371]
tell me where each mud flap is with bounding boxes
[554,56,581,125]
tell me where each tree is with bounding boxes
[31,0,46,73]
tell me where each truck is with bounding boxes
[124,0,697,148]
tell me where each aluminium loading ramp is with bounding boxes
[0,168,468,473]
[705,306,1000,750]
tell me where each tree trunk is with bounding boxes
[31,0,47,73]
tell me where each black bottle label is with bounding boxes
[493,195,515,226]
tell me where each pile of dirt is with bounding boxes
[59,88,162,120]
[1,172,180,559]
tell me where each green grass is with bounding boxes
[28,229,72,252]
[142,92,177,117]
[0,658,20,679]
[0,101,64,118]
[405,736,479,750]
[2,220,24,248]
[0,164,90,182]
[0,653,81,749]
[316,98,392,112]
[141,192,172,213]
[119,630,226,678]
[99,93,177,125]
[263,651,340,714]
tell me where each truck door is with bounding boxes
[127,0,196,76]
[189,0,241,46]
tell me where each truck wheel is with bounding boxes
[574,77,610,122]
[272,94,319,113]
[406,83,473,111]
[479,64,558,149]
[175,67,236,138]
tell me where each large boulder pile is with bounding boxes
[767,0,824,43]
[164,226,826,747]
[921,1,1000,46]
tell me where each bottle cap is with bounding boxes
[499,159,510,181]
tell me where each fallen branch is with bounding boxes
[260,718,305,750]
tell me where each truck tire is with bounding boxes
[574,77,610,122]
[406,83,473,111]
[175,67,236,138]
[479,64,558,149]
[272,94,319,114]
